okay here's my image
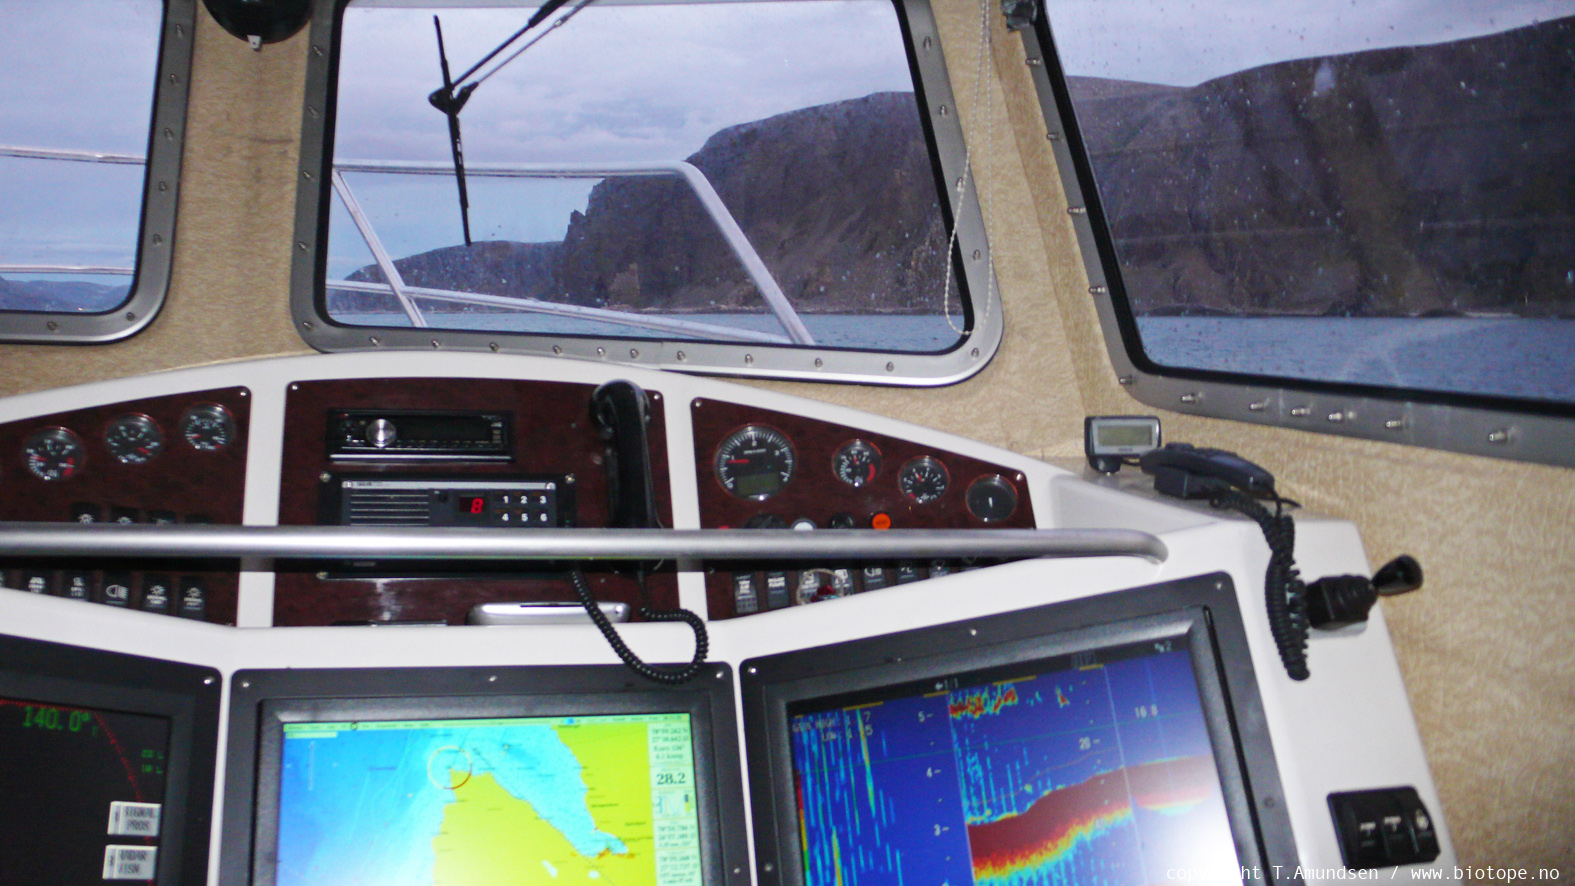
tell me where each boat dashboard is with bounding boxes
[0,351,1454,883]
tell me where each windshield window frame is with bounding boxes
[0,0,194,345]
[289,0,1003,386]
[1016,11,1575,468]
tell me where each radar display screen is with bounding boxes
[785,639,1242,886]
[274,712,703,886]
[0,696,171,883]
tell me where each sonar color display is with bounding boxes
[275,712,702,886]
[787,641,1242,886]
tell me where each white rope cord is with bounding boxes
[940,0,999,336]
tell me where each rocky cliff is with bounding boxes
[1074,15,1574,317]
[340,91,953,315]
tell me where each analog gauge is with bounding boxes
[832,439,882,488]
[180,404,236,452]
[104,414,164,465]
[966,474,1019,522]
[23,427,85,482]
[898,456,950,504]
[714,425,795,500]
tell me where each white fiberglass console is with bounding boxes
[0,352,1454,885]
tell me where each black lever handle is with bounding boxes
[1306,555,1424,630]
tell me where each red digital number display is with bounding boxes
[468,497,486,515]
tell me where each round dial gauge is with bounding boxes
[832,439,882,488]
[714,425,795,500]
[180,404,236,452]
[898,456,950,504]
[104,414,164,465]
[966,475,1019,522]
[24,427,85,481]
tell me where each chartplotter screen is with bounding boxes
[785,638,1241,886]
[273,712,702,886]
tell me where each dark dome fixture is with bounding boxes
[203,0,312,49]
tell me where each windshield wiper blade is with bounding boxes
[429,15,475,246]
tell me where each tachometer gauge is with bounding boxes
[24,427,85,481]
[180,404,236,452]
[897,456,949,504]
[714,425,795,500]
[832,439,882,488]
[104,414,164,465]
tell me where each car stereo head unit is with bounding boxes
[329,410,511,461]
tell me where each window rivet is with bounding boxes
[676,350,686,361]
[972,249,981,260]
[297,241,309,251]
[814,357,823,368]
[745,354,754,364]
[885,362,895,372]
[922,36,932,50]
[158,181,168,192]
[303,171,314,181]
[1384,418,1406,430]
[368,336,380,346]
[938,104,949,116]
[597,347,606,357]
[46,321,58,331]
[1487,428,1513,444]
[164,128,174,140]
[1248,400,1268,412]
[1290,406,1311,417]
[1089,285,1107,295]
[489,342,500,352]
[630,348,639,359]
[1180,392,1201,404]
[151,234,163,245]
[174,24,184,37]
[313,45,325,57]
[1327,411,1346,423]
[1047,131,1062,141]
[430,339,440,348]
[1068,206,1086,215]
[302,321,315,331]
[553,345,563,355]
[1026,57,1042,67]
[125,312,136,322]
[1117,375,1134,385]
[971,348,980,358]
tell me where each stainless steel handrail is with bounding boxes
[332,159,816,345]
[0,145,144,165]
[0,525,1168,564]
[326,280,792,344]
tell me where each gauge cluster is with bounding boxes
[0,388,249,625]
[692,398,1034,620]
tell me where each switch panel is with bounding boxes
[1329,787,1441,869]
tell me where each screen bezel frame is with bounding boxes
[0,632,221,886]
[220,662,750,886]
[740,573,1299,886]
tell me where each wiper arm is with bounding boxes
[429,16,476,246]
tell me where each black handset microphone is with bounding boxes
[581,380,710,684]
[591,379,659,530]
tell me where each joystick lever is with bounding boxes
[1306,555,1424,630]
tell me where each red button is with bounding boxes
[870,513,892,530]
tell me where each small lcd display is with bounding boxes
[786,640,1240,886]
[1097,422,1157,449]
[275,712,703,886]
[0,696,171,883]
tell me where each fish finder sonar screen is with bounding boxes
[0,696,170,883]
[787,640,1242,886]
[275,712,702,886]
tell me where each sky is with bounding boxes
[1045,0,1575,86]
[1,1,159,272]
[329,0,918,271]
